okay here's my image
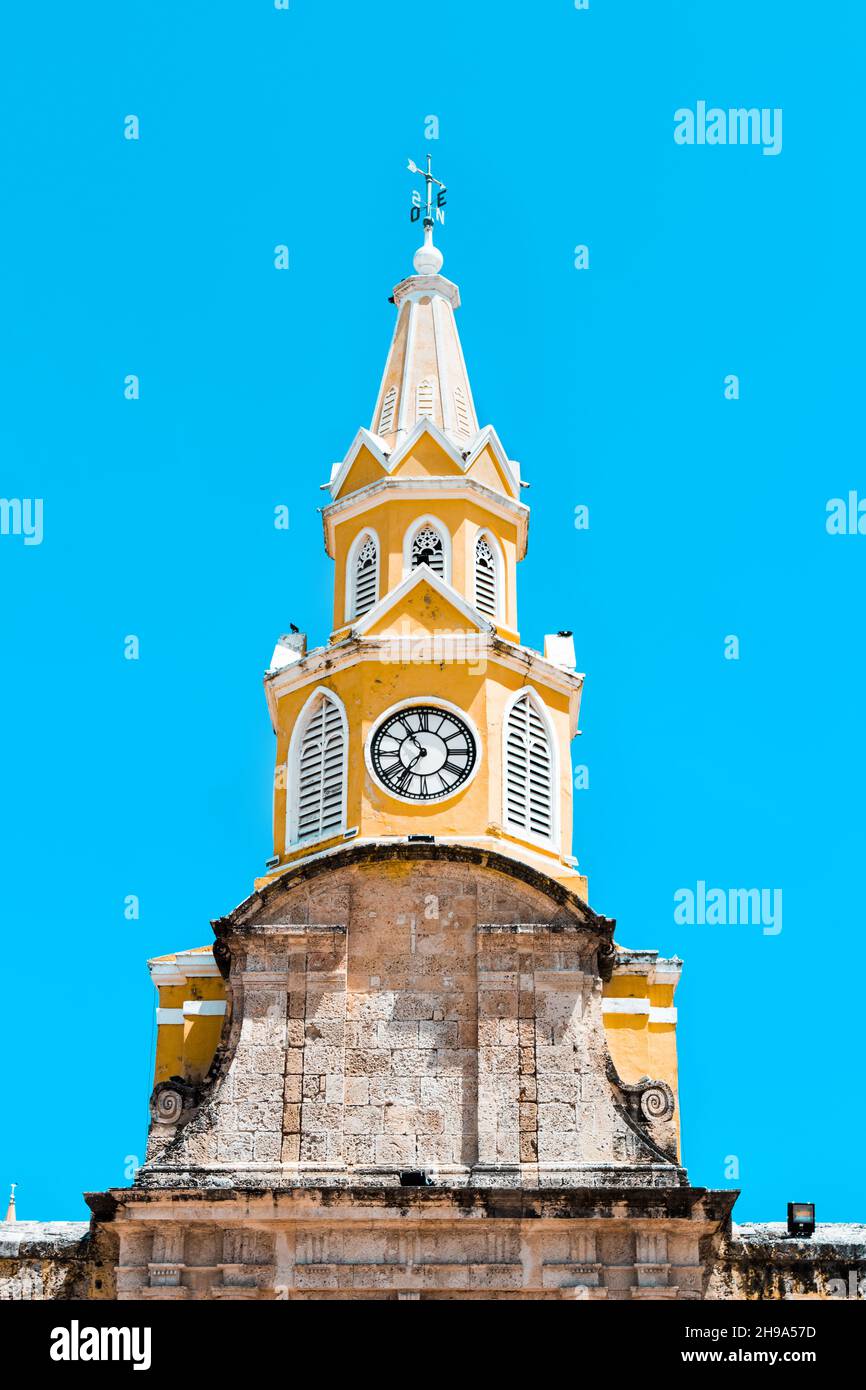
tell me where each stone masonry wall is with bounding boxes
[141,852,678,1188]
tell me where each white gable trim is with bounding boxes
[350,563,495,638]
[328,428,391,498]
[328,418,521,502]
[464,425,521,497]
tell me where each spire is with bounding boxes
[370,156,479,451]
[4,1182,17,1223]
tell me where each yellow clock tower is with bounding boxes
[11,159,860,1310]
[262,157,587,900]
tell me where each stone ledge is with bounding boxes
[0,1222,90,1258]
[88,1183,738,1226]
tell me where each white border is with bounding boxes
[327,419,522,502]
[501,687,560,850]
[351,563,493,639]
[286,686,349,850]
[344,526,380,624]
[402,514,452,583]
[474,527,505,623]
[364,696,483,806]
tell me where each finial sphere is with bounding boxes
[414,241,443,275]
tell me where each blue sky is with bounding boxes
[1,1,863,1223]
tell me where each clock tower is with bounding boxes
[12,160,861,1308]
[263,157,587,899]
[91,161,711,1304]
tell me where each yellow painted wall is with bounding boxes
[271,647,575,878]
[602,970,681,1157]
[330,494,520,638]
[153,974,225,1086]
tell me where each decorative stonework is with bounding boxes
[136,847,672,1192]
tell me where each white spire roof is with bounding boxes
[370,259,479,453]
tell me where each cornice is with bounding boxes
[321,473,529,558]
[263,631,584,731]
[212,839,613,942]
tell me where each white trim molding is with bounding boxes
[351,563,494,639]
[344,526,380,624]
[601,998,651,1016]
[474,527,505,622]
[264,630,584,737]
[156,1008,184,1026]
[286,686,349,851]
[322,475,529,560]
[327,418,522,503]
[501,686,561,852]
[182,1000,226,1017]
[650,1006,678,1025]
[402,514,452,583]
[363,696,483,807]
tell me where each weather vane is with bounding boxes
[407,155,447,276]
[407,155,447,227]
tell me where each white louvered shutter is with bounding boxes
[353,535,378,618]
[378,385,397,435]
[505,694,553,840]
[411,525,445,577]
[416,379,434,420]
[475,535,497,618]
[453,386,470,438]
[296,695,344,842]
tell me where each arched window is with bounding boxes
[347,531,379,620]
[474,532,501,619]
[504,692,554,842]
[291,691,346,844]
[411,524,445,578]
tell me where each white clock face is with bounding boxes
[369,705,477,802]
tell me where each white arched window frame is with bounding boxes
[502,688,559,848]
[345,528,380,623]
[402,515,452,583]
[474,529,505,622]
[287,687,348,848]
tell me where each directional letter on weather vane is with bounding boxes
[408,156,447,226]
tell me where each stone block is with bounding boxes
[375,1134,416,1165]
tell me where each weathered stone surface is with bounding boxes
[0,1222,117,1301]
[7,849,856,1301]
[137,850,671,1192]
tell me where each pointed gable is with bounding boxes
[389,426,465,481]
[334,440,388,498]
[465,440,517,496]
[355,565,493,639]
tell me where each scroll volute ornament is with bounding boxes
[150,1077,201,1128]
